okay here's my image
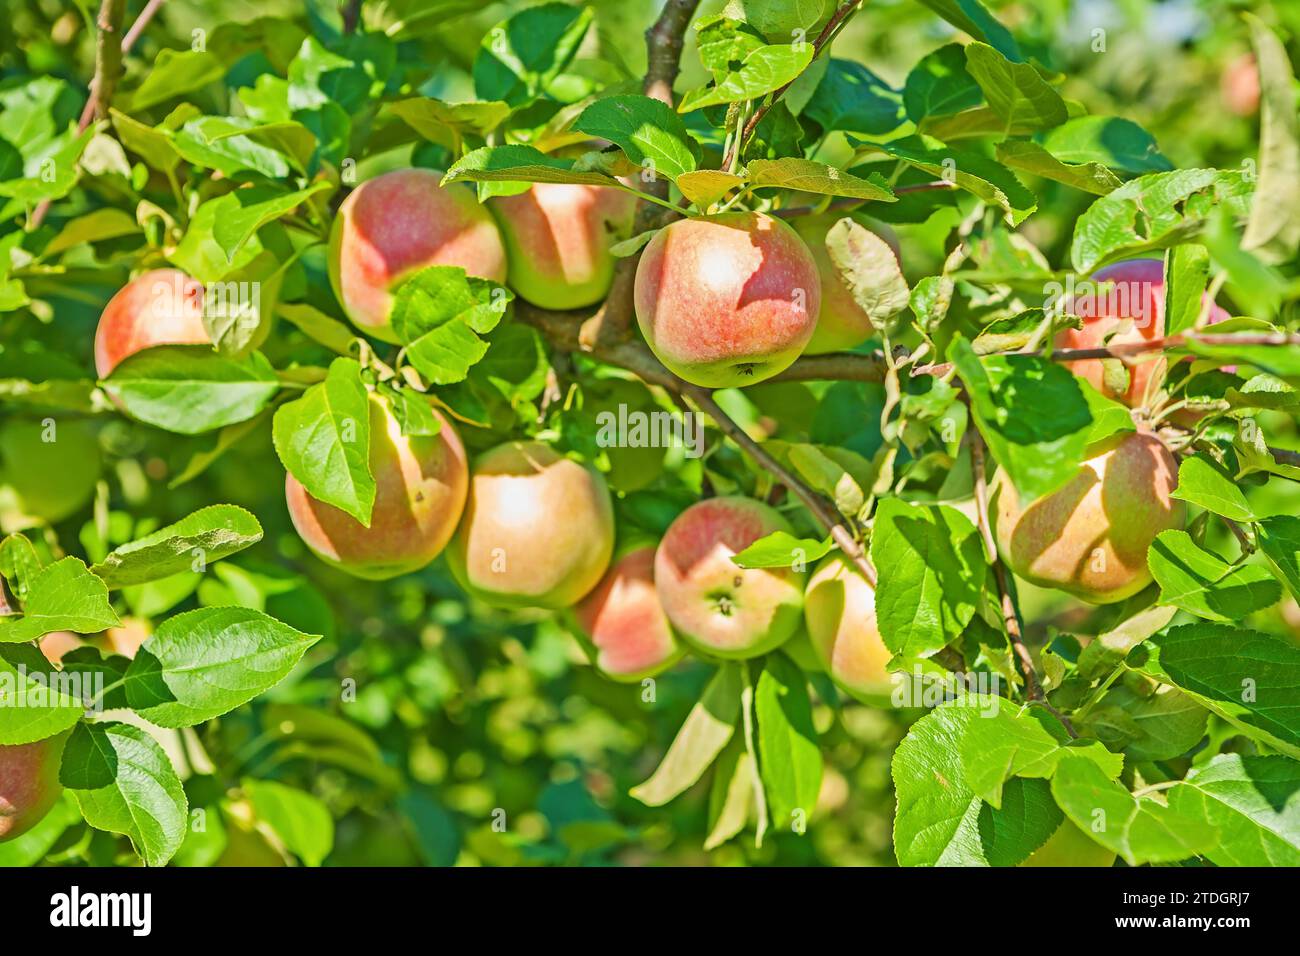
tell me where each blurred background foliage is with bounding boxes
[1,0,1297,866]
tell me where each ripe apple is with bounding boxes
[1057,258,1229,408]
[803,552,892,699]
[1222,53,1260,117]
[489,183,636,310]
[94,268,211,378]
[328,168,507,344]
[0,732,68,843]
[286,393,468,580]
[1021,819,1116,867]
[793,213,901,355]
[634,211,820,388]
[573,543,683,682]
[447,441,615,609]
[991,429,1186,604]
[654,496,807,659]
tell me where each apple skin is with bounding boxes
[991,429,1185,605]
[794,214,900,355]
[573,544,684,682]
[1057,258,1229,408]
[489,184,636,310]
[803,553,892,700]
[286,393,468,581]
[328,168,507,344]
[1222,53,1260,117]
[447,441,615,610]
[0,732,68,843]
[0,417,102,532]
[654,496,807,659]
[634,212,820,388]
[94,268,211,378]
[1021,819,1116,867]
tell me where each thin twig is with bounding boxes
[342,0,363,34]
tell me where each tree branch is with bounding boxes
[518,302,878,587]
[342,0,363,34]
[579,0,700,352]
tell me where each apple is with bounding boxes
[991,429,1186,605]
[328,168,507,343]
[654,496,807,659]
[634,211,820,388]
[1222,53,1260,117]
[1057,258,1229,408]
[803,552,892,699]
[1021,819,1116,867]
[573,543,683,682]
[0,417,102,532]
[286,393,468,580]
[489,184,636,310]
[0,732,68,843]
[794,213,901,355]
[447,441,615,609]
[94,268,211,378]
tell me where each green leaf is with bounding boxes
[1050,754,1215,865]
[704,737,753,852]
[869,498,985,657]
[995,140,1120,195]
[822,217,910,334]
[243,778,334,867]
[678,43,814,113]
[0,532,43,604]
[1182,334,1300,387]
[90,505,264,589]
[870,138,1036,225]
[1162,244,1211,337]
[63,722,188,868]
[1147,530,1281,623]
[1167,754,1300,867]
[42,208,141,258]
[746,158,895,201]
[389,266,510,385]
[473,2,593,106]
[0,557,119,643]
[386,97,511,150]
[892,701,1063,866]
[1258,515,1300,603]
[1240,15,1300,264]
[964,43,1067,131]
[122,49,224,112]
[574,95,698,182]
[104,346,280,435]
[124,606,321,728]
[1083,684,1208,762]
[630,664,743,807]
[272,357,375,525]
[0,644,85,744]
[444,145,621,194]
[277,302,356,355]
[950,338,1093,500]
[1169,454,1259,522]
[1070,168,1251,274]
[173,116,293,179]
[755,654,822,827]
[802,60,905,136]
[110,108,186,173]
[731,531,832,569]
[903,44,982,123]
[676,170,746,207]
[911,0,1021,61]
[1133,622,1300,759]
[211,182,330,263]
[1035,115,1172,174]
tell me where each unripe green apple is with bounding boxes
[573,543,683,682]
[447,441,615,609]
[0,417,102,532]
[328,168,507,344]
[803,552,892,699]
[286,393,468,580]
[634,212,820,388]
[654,496,806,659]
[1021,819,1117,867]
[0,732,68,843]
[991,429,1185,604]
[489,184,636,310]
[94,268,212,379]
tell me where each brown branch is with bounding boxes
[721,0,863,171]
[579,0,700,352]
[1269,445,1300,468]
[30,0,161,231]
[342,0,363,34]
[518,302,878,587]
